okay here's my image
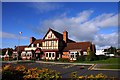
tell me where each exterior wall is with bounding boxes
[42,40,58,50]
[25,47,37,51]
[45,31,56,39]
[18,29,96,61]
[62,52,69,58]
[12,51,18,58]
[57,53,61,60]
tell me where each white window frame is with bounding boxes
[31,44,34,47]
[37,43,39,47]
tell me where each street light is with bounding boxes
[17,32,22,61]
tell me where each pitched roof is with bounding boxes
[14,46,27,52]
[33,39,43,44]
[63,42,92,51]
[43,28,63,39]
[28,39,43,47]
[43,28,75,42]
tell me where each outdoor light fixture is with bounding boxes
[17,32,22,61]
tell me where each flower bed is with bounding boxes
[71,72,117,80]
[2,64,117,80]
[2,64,62,80]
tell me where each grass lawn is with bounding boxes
[99,65,120,69]
[44,57,120,64]
[0,58,2,61]
[75,57,120,64]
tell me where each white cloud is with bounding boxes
[31,10,118,49]
[93,32,118,49]
[0,31,28,39]
[29,2,62,13]
[91,13,118,28]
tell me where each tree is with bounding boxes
[86,47,98,61]
[108,46,117,54]
[2,48,13,56]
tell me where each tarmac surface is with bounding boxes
[1,61,120,79]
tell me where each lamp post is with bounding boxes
[17,32,22,61]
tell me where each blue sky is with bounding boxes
[2,2,118,49]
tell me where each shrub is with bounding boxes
[76,55,85,62]
[2,64,62,80]
[97,55,109,60]
[59,58,69,62]
[31,57,36,61]
[86,51,98,61]
[9,56,14,61]
[74,73,116,80]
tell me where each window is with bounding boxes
[76,55,77,57]
[37,43,39,47]
[27,54,29,56]
[51,41,54,46]
[31,44,34,47]
[46,41,49,46]
[49,53,51,57]
[49,41,51,46]
[22,53,26,56]
[46,53,48,57]
[71,55,74,58]
[52,53,54,57]
[55,41,57,47]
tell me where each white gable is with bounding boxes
[45,31,57,39]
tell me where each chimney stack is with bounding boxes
[30,37,36,44]
[63,31,68,43]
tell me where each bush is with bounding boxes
[2,64,62,79]
[59,58,69,62]
[86,51,98,61]
[71,72,117,80]
[9,56,14,61]
[4,64,54,79]
[76,55,85,62]
[97,55,109,60]
[31,57,36,61]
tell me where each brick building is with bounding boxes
[13,28,96,61]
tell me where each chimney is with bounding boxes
[63,31,68,43]
[30,37,36,44]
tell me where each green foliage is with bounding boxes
[105,46,117,55]
[108,46,116,54]
[86,47,98,61]
[2,64,62,80]
[97,55,109,60]
[99,65,120,69]
[2,48,13,56]
[31,57,36,61]
[76,55,85,62]
[115,52,120,56]
[59,58,69,62]
[71,72,117,80]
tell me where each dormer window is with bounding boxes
[37,43,39,47]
